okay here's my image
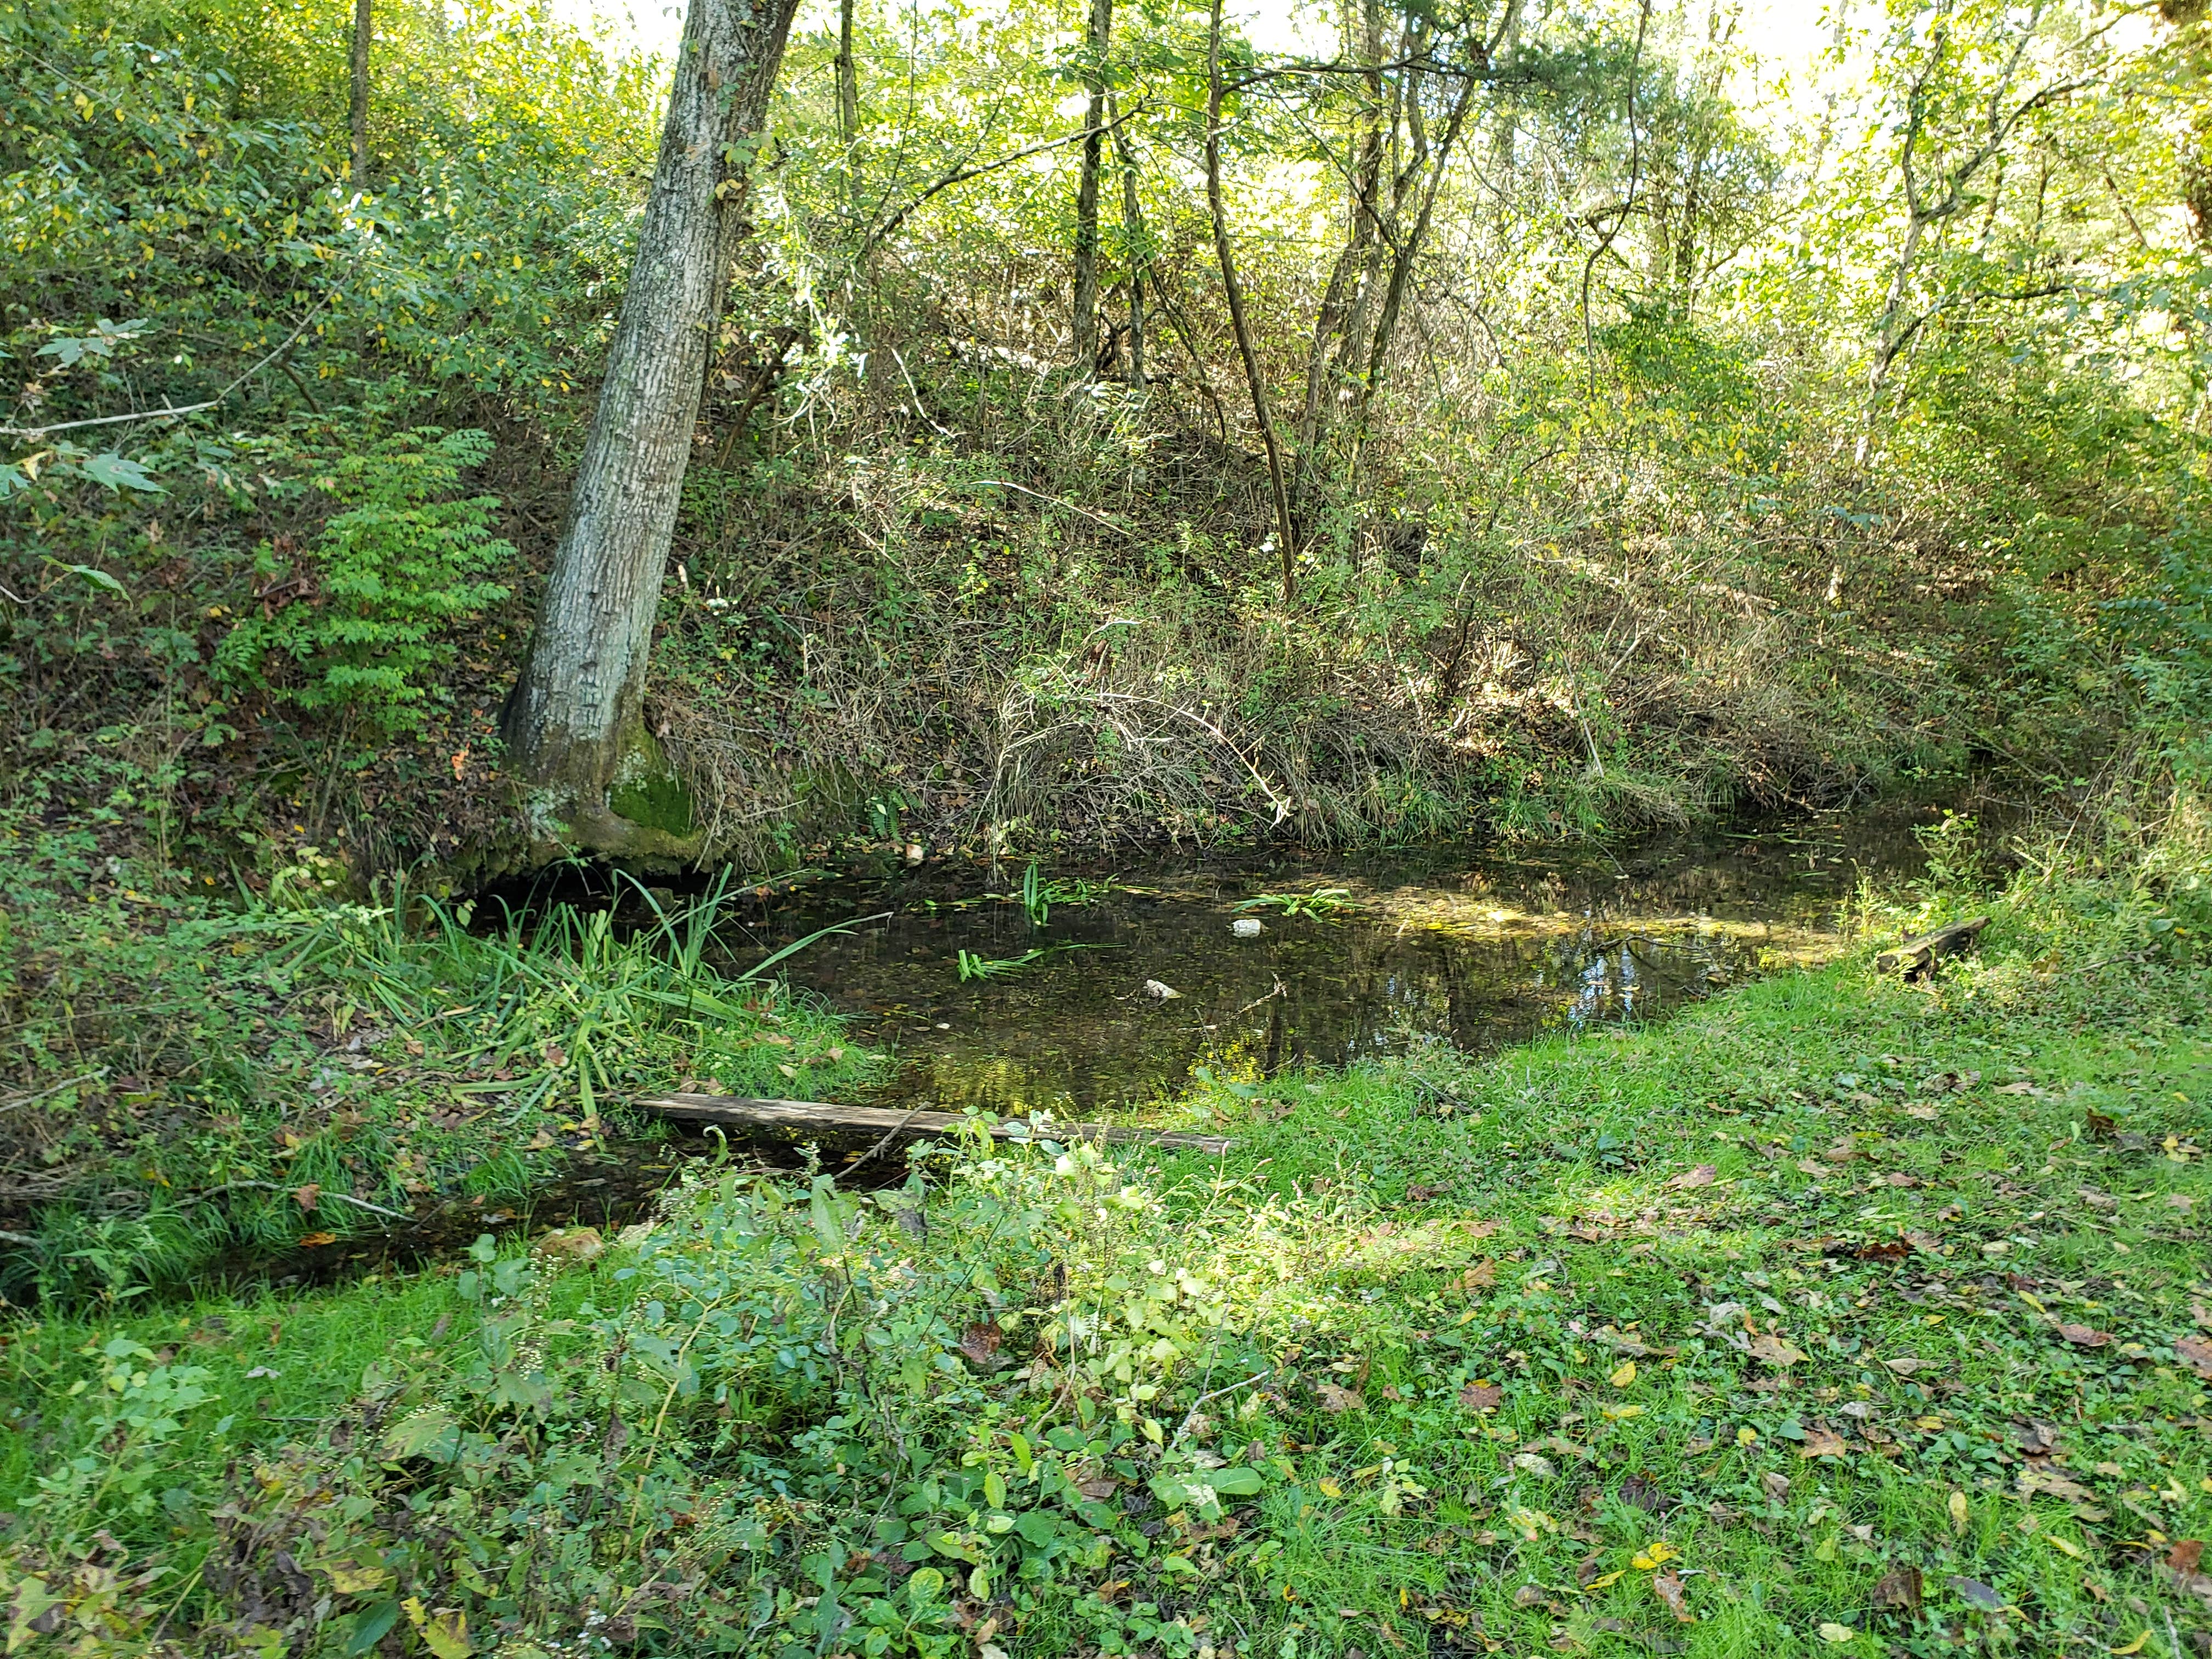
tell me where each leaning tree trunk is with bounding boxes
[1204,0,1296,599]
[1070,0,1113,369]
[503,0,800,850]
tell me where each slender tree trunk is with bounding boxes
[1291,0,1384,501]
[503,0,801,841]
[1110,94,1145,386]
[835,0,859,202]
[1672,137,1707,306]
[349,0,371,184]
[1070,0,1113,369]
[1354,69,1476,420]
[1204,0,1296,599]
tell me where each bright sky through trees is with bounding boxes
[550,0,1838,100]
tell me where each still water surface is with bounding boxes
[716,809,1930,1119]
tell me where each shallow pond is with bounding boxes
[212,806,1937,1291]
[710,807,1933,1120]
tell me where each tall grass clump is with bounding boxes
[2,864,882,1305]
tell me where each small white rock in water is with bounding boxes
[1143,979,1182,1000]
[1231,917,1265,938]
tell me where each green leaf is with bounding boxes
[47,560,128,597]
[1201,1465,1265,1496]
[345,1602,401,1657]
[78,453,162,492]
[382,1408,459,1462]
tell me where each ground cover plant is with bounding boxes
[0,837,884,1302]
[1,808,2204,1657]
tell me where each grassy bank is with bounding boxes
[2,821,2207,1657]
[0,844,882,1304]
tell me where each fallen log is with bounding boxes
[634,1092,1235,1156]
[1875,915,1990,978]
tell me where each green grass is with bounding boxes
[1,849,2207,1657]
[2,865,887,1304]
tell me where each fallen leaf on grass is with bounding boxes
[1949,1492,1970,1533]
[1528,1434,1594,1463]
[1880,1356,1927,1375]
[2174,1336,2212,1379]
[1651,1572,1692,1623]
[1799,1426,1850,1458]
[1797,1159,1829,1177]
[1404,1182,1443,1202]
[958,1323,1003,1367]
[1748,1334,1808,1367]
[2054,1323,2113,1348]
[292,1183,320,1212]
[1317,1383,1367,1413]
[2110,1633,2151,1655]
[2017,1467,2096,1503]
[324,1561,392,1594]
[1631,1541,1679,1570]
[2170,1542,2205,1575]
[1512,1452,1556,1477]
[298,1231,337,1246]
[1818,1623,1855,1643]
[1076,1477,1119,1500]
[1619,1474,1672,1514]
[1906,1104,1942,1120]
[1459,1261,1496,1289]
[1995,1081,2038,1096]
[1950,1577,2004,1612]
[1665,1165,1718,1190]
[1458,1383,1503,1412]
[1872,1565,1923,1612]
[1610,1361,1638,1386]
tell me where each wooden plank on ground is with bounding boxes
[633,1092,1235,1156]
[1874,915,1990,977]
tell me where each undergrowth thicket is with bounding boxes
[5,0,2206,874]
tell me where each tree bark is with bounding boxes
[1070,0,1113,369]
[349,0,370,184]
[835,0,859,200]
[1110,93,1146,386]
[1205,0,1296,599]
[503,0,800,845]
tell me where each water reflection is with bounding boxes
[719,809,1927,1119]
